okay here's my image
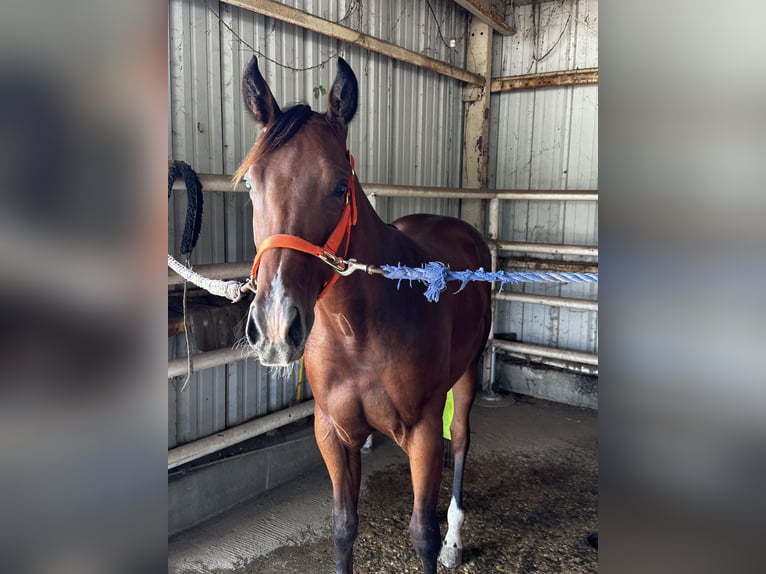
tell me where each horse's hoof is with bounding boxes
[439,545,462,568]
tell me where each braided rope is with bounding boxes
[381,262,598,303]
[168,255,244,302]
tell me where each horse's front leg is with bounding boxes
[315,408,362,574]
[407,413,445,574]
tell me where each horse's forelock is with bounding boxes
[232,104,315,185]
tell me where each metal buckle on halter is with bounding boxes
[316,253,383,277]
[317,250,349,274]
[332,258,384,277]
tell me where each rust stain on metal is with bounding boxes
[491,68,598,93]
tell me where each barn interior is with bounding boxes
[167,1,598,572]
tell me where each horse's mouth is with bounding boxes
[251,339,306,367]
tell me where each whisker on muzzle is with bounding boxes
[268,361,299,382]
[233,335,259,360]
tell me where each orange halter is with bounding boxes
[249,154,358,300]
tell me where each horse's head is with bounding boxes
[235,56,358,366]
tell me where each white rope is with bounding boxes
[168,253,249,392]
[180,256,193,392]
[167,254,246,302]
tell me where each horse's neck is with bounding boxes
[318,182,407,311]
[348,182,405,263]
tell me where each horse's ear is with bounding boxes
[242,55,281,126]
[327,57,358,129]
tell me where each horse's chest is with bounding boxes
[309,311,448,367]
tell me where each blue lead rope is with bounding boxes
[380,262,598,303]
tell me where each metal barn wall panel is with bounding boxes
[168,0,468,446]
[490,0,598,354]
[168,333,305,447]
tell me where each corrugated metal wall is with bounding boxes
[168,0,469,448]
[489,0,598,354]
[168,0,599,449]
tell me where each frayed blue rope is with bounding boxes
[380,262,598,303]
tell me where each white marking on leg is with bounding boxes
[444,496,464,549]
[439,496,465,568]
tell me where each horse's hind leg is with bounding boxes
[439,364,478,568]
[314,409,362,574]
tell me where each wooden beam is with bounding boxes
[491,68,598,92]
[511,0,562,5]
[452,0,514,35]
[500,257,599,274]
[223,0,484,85]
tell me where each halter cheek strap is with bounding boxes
[249,154,357,300]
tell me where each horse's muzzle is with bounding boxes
[246,298,308,366]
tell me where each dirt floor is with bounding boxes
[170,395,598,574]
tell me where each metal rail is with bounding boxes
[168,400,315,470]
[168,180,598,461]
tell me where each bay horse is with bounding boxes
[236,56,492,574]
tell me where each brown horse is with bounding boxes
[236,56,492,574]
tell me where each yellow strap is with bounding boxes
[442,389,454,440]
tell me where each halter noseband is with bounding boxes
[248,153,358,300]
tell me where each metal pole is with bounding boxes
[497,354,599,376]
[168,347,249,379]
[494,190,597,201]
[368,187,495,199]
[494,292,598,312]
[480,196,502,399]
[171,175,598,202]
[496,241,598,257]
[490,339,598,366]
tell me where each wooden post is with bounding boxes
[460,18,497,396]
[460,17,492,233]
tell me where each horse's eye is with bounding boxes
[333,181,348,198]
[244,177,252,191]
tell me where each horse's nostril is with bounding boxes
[286,306,304,348]
[246,307,260,346]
